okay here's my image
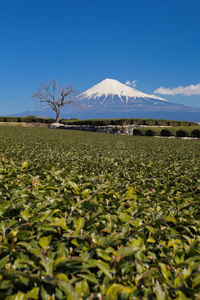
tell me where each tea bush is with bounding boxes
[145,129,155,136]
[160,129,172,136]
[175,129,189,137]
[0,127,200,299]
[191,129,200,137]
[132,128,143,136]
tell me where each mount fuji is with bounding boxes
[76,78,168,104]
[70,78,200,121]
[10,78,200,121]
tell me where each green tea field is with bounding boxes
[0,126,200,299]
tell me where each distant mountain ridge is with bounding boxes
[9,78,200,122]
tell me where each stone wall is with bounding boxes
[49,123,136,135]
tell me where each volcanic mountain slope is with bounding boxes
[74,78,196,112]
[77,78,168,105]
[10,78,200,121]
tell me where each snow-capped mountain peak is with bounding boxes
[78,78,168,103]
[9,78,200,122]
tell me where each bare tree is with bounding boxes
[32,80,79,123]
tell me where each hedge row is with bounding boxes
[0,116,55,123]
[133,127,200,138]
[60,118,197,126]
[0,116,198,127]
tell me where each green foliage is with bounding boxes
[160,129,172,136]
[0,127,200,299]
[191,129,200,137]
[43,118,56,124]
[26,115,37,122]
[131,126,200,138]
[133,128,143,135]
[145,129,155,136]
[3,117,19,122]
[60,118,197,126]
[175,129,189,137]
[0,117,198,129]
[17,117,32,122]
[0,117,55,124]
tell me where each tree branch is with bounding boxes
[32,80,80,121]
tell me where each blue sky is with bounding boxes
[0,0,200,115]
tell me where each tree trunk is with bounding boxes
[55,109,60,123]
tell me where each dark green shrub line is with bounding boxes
[133,127,200,138]
[0,116,198,126]
[0,116,56,123]
[60,118,197,126]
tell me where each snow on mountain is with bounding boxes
[8,78,200,122]
[70,78,200,121]
[77,78,168,103]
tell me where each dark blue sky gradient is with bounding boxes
[0,0,200,114]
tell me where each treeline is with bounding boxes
[60,118,197,126]
[0,116,55,123]
[0,116,198,126]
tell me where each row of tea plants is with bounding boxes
[0,126,200,299]
[132,126,200,137]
